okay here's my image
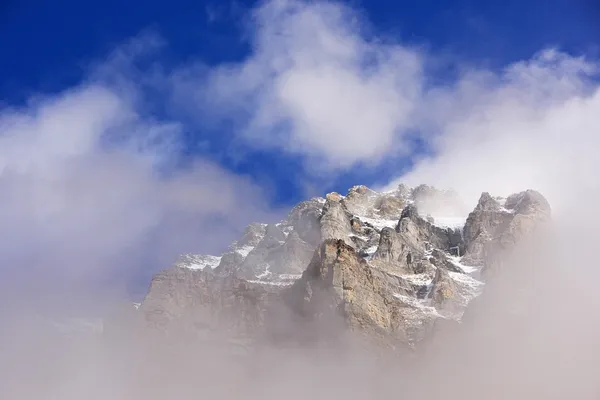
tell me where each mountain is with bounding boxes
[138,184,551,350]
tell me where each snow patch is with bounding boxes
[363,245,379,260]
[276,222,294,237]
[447,255,479,274]
[494,196,516,213]
[234,245,255,258]
[392,293,444,325]
[349,233,369,240]
[401,273,434,286]
[246,280,294,287]
[429,216,466,230]
[444,256,484,303]
[279,274,302,281]
[177,254,222,270]
[394,293,432,309]
[447,270,485,310]
[448,271,484,291]
[256,264,272,280]
[359,216,398,231]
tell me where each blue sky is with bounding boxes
[1,0,599,300]
[1,0,598,205]
[2,0,597,95]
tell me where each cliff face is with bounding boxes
[139,184,551,349]
[462,190,552,274]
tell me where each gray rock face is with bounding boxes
[214,252,244,275]
[342,185,382,217]
[279,239,420,347]
[320,197,354,247]
[375,195,406,219]
[139,185,550,349]
[505,189,551,215]
[264,232,314,276]
[288,199,323,246]
[373,227,411,267]
[397,205,462,252]
[463,193,513,255]
[139,267,283,344]
[462,190,551,272]
[235,224,287,279]
[237,223,267,247]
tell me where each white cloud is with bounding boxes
[113,0,600,218]
[0,73,272,303]
[175,0,600,213]
[387,49,600,213]
[179,0,423,170]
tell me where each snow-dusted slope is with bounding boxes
[173,184,483,322]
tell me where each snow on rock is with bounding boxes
[392,293,444,329]
[447,255,478,274]
[234,245,255,258]
[358,216,398,231]
[393,293,437,312]
[255,264,272,280]
[428,216,466,230]
[443,255,485,306]
[277,223,294,236]
[245,280,294,287]
[279,274,302,281]
[447,271,485,306]
[493,196,516,213]
[448,271,484,290]
[401,273,434,286]
[362,244,379,261]
[176,254,222,270]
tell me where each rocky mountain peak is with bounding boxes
[505,189,551,215]
[139,184,551,349]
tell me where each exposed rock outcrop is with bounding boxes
[138,184,550,350]
[321,197,354,247]
[462,190,551,274]
[279,239,423,347]
[139,267,284,347]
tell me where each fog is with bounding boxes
[3,218,599,399]
[2,0,600,398]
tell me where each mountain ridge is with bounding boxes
[138,183,551,349]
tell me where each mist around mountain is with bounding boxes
[6,181,600,399]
